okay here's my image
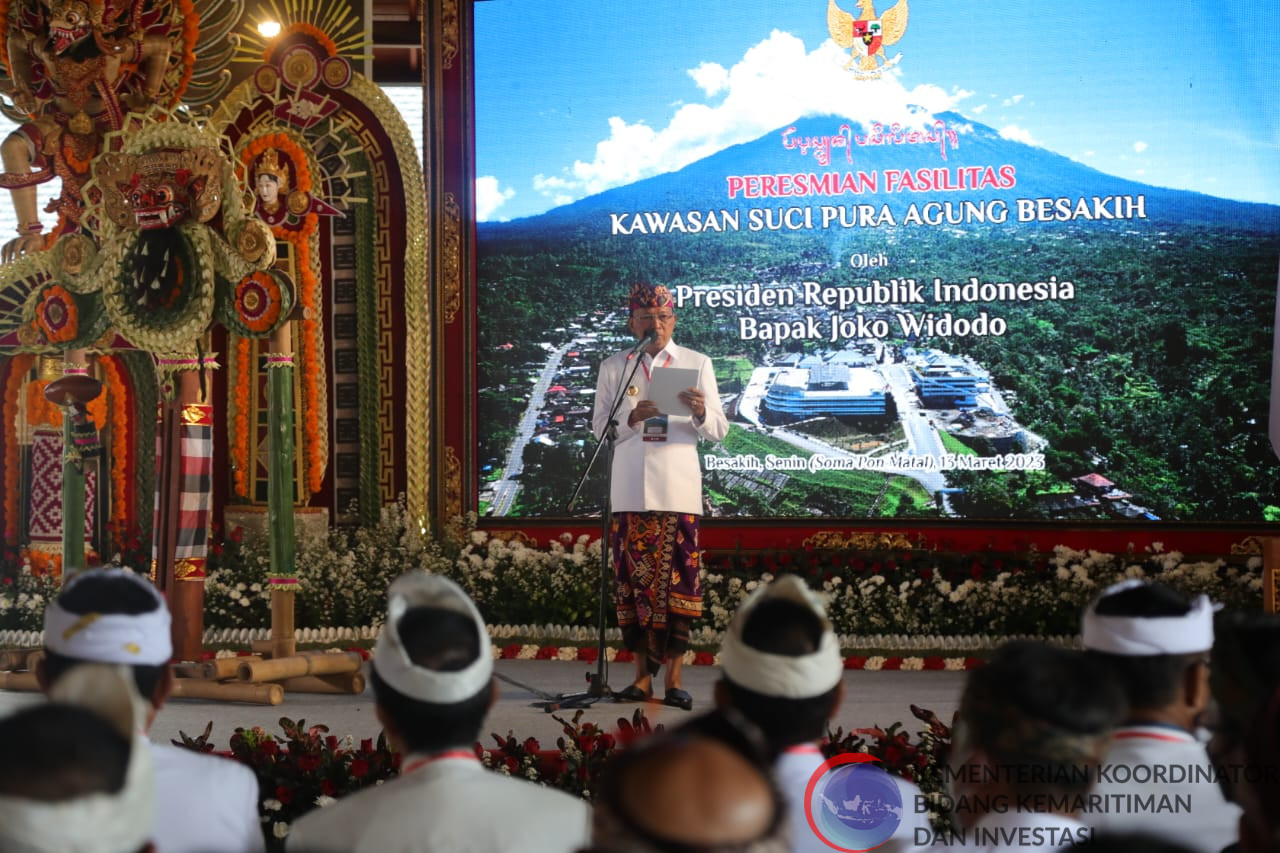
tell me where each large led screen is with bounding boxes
[474,0,1280,523]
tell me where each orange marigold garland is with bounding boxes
[2,355,34,543]
[234,271,284,334]
[98,357,132,535]
[263,22,340,62]
[231,336,253,498]
[34,285,79,344]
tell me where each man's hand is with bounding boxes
[678,387,706,420]
[2,233,44,263]
[627,399,660,427]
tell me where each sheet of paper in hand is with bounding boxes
[647,367,699,416]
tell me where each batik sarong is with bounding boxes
[611,511,702,675]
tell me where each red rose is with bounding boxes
[884,745,903,765]
[297,754,321,772]
[578,646,599,663]
[504,757,519,773]
[922,656,946,670]
[615,650,634,663]
[360,739,374,754]
[502,644,521,659]
[535,646,557,660]
[523,737,541,753]
[881,658,902,670]
[844,656,867,669]
[325,736,340,751]
[350,758,369,779]
[259,740,279,757]
[320,779,337,797]
[693,651,715,666]
[275,785,293,805]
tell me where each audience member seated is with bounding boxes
[38,566,264,853]
[0,663,155,853]
[1081,579,1240,851]
[286,572,590,852]
[717,574,931,852]
[1208,610,1280,853]
[942,640,1124,851]
[587,708,788,853]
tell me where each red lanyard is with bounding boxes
[1113,730,1188,743]
[400,750,478,776]
[632,351,672,381]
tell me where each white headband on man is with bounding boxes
[719,575,844,699]
[373,572,494,703]
[43,568,171,666]
[1081,578,1215,656]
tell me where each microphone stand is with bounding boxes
[500,334,652,712]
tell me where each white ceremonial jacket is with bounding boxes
[286,754,591,853]
[775,745,934,853]
[149,740,265,853]
[592,340,729,515]
[1090,724,1240,852]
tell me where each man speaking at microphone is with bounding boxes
[593,282,729,711]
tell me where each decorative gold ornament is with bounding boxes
[235,219,273,264]
[802,530,917,550]
[255,148,290,192]
[627,385,638,396]
[286,189,310,216]
[61,235,85,275]
[282,50,319,87]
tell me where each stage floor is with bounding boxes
[0,659,967,748]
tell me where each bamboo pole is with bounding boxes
[0,671,40,691]
[201,655,263,681]
[236,651,363,682]
[170,678,284,705]
[0,649,37,670]
[279,672,366,695]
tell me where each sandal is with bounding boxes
[615,684,652,702]
[663,688,693,711]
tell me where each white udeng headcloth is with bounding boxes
[1081,578,1215,656]
[0,664,155,853]
[719,575,844,699]
[43,567,171,666]
[373,572,494,703]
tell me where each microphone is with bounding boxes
[629,329,658,353]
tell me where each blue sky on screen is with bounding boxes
[474,0,1280,221]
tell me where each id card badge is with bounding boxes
[642,414,669,442]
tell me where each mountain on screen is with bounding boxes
[481,111,1280,235]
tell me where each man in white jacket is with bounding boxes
[287,573,590,853]
[717,575,934,853]
[593,281,728,711]
[38,567,264,853]
[1082,580,1240,851]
